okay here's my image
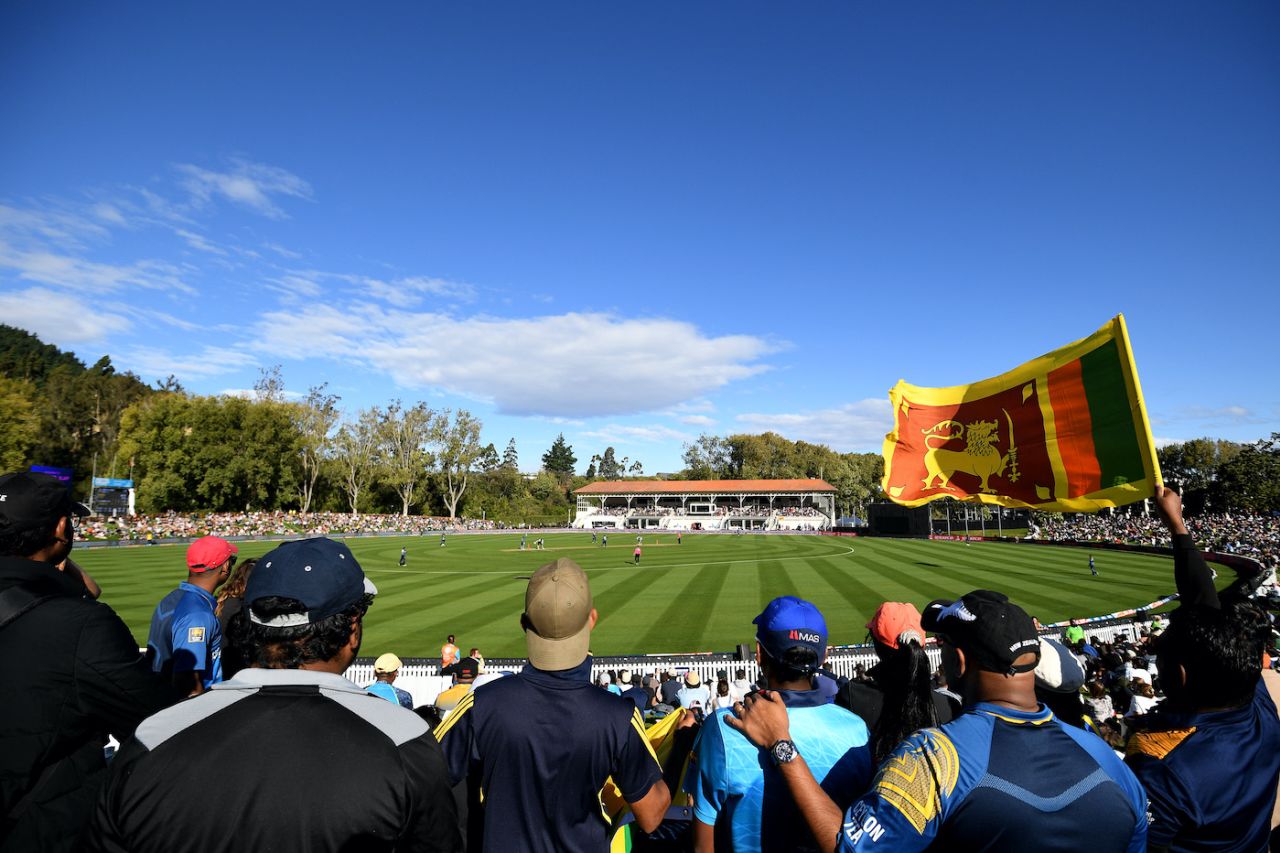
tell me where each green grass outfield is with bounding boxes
[74,532,1186,659]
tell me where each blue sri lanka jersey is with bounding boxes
[146,582,222,688]
[838,703,1147,853]
[367,681,414,709]
[690,688,872,853]
[1125,678,1280,852]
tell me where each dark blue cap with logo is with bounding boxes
[753,595,828,671]
[246,537,378,627]
[0,471,89,533]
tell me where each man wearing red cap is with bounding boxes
[145,535,238,696]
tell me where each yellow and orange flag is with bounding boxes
[882,315,1161,512]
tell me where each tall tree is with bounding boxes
[682,434,731,479]
[334,408,381,515]
[595,447,621,479]
[0,377,40,471]
[436,409,483,519]
[502,437,519,470]
[295,384,340,513]
[253,365,287,402]
[379,400,438,515]
[542,433,577,478]
[477,442,501,473]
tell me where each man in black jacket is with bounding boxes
[0,471,176,853]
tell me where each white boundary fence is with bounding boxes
[344,619,1152,707]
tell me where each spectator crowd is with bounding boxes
[78,509,499,543]
[1035,510,1280,571]
[2,467,1278,853]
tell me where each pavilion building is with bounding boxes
[572,479,836,531]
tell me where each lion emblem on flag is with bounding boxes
[920,414,1017,495]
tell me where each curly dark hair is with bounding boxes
[1158,600,1272,708]
[0,520,59,558]
[229,594,373,669]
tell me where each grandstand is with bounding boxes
[571,479,837,531]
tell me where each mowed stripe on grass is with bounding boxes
[74,532,1185,659]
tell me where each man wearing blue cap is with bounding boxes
[89,537,462,852]
[688,595,873,853]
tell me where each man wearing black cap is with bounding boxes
[434,557,669,851]
[88,537,461,852]
[0,471,175,853]
[730,589,1148,852]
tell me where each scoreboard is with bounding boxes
[92,477,134,517]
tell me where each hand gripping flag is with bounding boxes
[882,315,1161,512]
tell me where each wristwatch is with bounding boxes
[770,739,798,765]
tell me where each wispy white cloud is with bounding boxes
[263,242,302,260]
[278,268,474,307]
[735,399,892,452]
[264,274,326,300]
[0,287,131,344]
[175,159,313,219]
[174,229,227,255]
[678,414,716,427]
[583,424,695,444]
[0,241,195,294]
[1174,404,1266,425]
[120,344,259,380]
[251,306,774,417]
[0,203,110,249]
[1153,436,1187,448]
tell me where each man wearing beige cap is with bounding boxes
[435,557,670,851]
[367,652,414,709]
[145,534,237,696]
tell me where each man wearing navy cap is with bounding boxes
[0,471,175,853]
[90,537,462,852]
[731,589,1147,852]
[688,595,872,853]
[145,535,237,696]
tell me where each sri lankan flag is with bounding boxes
[882,315,1161,512]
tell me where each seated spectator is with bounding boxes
[1123,486,1280,852]
[1034,636,1090,729]
[837,602,952,763]
[709,678,735,711]
[618,670,649,712]
[731,589,1147,851]
[1084,679,1116,723]
[437,657,479,711]
[677,671,710,712]
[367,652,414,709]
[1124,680,1157,718]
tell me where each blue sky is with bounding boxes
[2,2,1277,473]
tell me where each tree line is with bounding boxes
[4,325,1277,518]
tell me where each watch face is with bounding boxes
[771,739,797,764]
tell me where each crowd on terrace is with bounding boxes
[79,510,497,542]
[1035,510,1280,570]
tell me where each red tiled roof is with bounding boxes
[574,479,835,495]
